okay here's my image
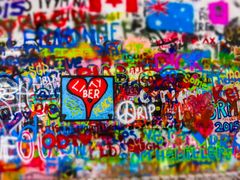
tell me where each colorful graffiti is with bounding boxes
[0,0,240,179]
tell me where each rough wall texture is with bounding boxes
[0,0,240,179]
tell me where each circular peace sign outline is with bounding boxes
[116,101,136,125]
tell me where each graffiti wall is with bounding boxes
[0,0,240,179]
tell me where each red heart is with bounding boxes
[194,118,213,138]
[79,134,92,145]
[67,77,107,119]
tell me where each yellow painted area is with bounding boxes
[40,42,97,59]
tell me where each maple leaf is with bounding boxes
[106,0,122,7]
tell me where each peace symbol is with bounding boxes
[116,101,136,124]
